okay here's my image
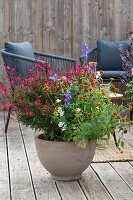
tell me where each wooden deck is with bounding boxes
[0,112,133,200]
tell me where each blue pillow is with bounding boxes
[5,41,35,59]
[97,40,130,71]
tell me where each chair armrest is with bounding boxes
[34,51,76,71]
[1,49,45,64]
[80,48,97,65]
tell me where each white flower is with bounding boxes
[58,107,62,112]
[60,111,64,116]
[76,108,80,112]
[57,107,64,116]
[96,71,101,79]
[62,126,66,131]
[56,99,61,103]
[58,122,67,131]
[58,122,65,127]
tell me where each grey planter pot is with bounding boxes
[35,135,96,181]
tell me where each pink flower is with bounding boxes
[4,104,8,107]
[5,78,9,81]
[24,108,28,111]
[12,68,16,73]
[1,106,5,110]
[2,91,8,95]
[11,81,15,84]
[19,99,23,104]
[6,116,9,120]
[29,69,32,73]
[16,76,21,80]
[5,66,10,72]
[29,112,33,116]
[9,103,14,108]
[49,70,53,76]
[132,68,133,76]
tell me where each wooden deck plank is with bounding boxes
[56,181,87,200]
[110,162,133,191]
[0,112,10,200]
[21,126,61,200]
[7,121,36,200]
[78,166,112,200]
[91,163,133,200]
[0,136,10,200]
[129,161,133,167]
[0,112,5,136]
[129,126,133,134]
[123,130,133,147]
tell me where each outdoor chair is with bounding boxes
[1,41,76,133]
[80,40,132,121]
[80,40,130,81]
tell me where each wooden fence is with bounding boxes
[0,0,133,63]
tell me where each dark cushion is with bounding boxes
[97,40,130,71]
[5,41,35,59]
[4,42,35,79]
[101,70,127,79]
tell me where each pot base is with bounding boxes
[51,174,82,181]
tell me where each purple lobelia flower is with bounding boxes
[82,44,88,59]
[64,90,72,106]
[53,74,58,78]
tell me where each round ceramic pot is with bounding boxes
[35,135,96,181]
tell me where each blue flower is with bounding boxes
[64,90,72,106]
[53,74,58,78]
[82,44,88,59]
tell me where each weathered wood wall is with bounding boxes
[0,0,133,63]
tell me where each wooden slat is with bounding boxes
[0,112,9,199]
[110,162,133,191]
[0,112,5,136]
[0,112,10,200]
[78,166,112,200]
[129,161,133,166]
[129,126,133,135]
[0,137,10,200]
[56,181,87,200]
[7,121,35,200]
[20,126,61,200]
[123,130,133,147]
[91,163,133,200]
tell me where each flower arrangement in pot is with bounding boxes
[0,58,132,181]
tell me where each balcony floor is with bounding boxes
[0,112,133,200]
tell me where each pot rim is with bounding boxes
[35,134,95,144]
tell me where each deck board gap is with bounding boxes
[54,182,63,200]
[77,180,89,200]
[19,123,38,200]
[4,118,12,200]
[129,161,133,167]
[109,162,133,192]
[90,165,114,200]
